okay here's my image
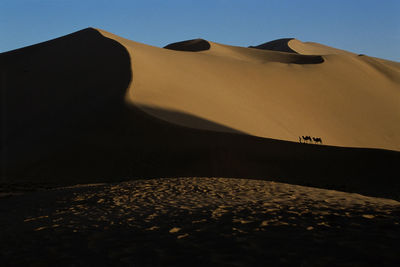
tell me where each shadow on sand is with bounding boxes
[1,178,399,266]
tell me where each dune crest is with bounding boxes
[250,38,355,56]
[249,38,297,53]
[288,39,356,56]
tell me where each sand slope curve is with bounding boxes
[98,29,400,151]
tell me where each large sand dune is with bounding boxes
[125,32,400,150]
[1,28,399,199]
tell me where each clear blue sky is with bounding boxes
[1,0,399,61]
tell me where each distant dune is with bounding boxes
[249,38,297,53]
[1,28,399,199]
[250,38,357,56]
[164,38,211,52]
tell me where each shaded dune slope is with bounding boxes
[1,28,131,177]
[164,39,211,52]
[1,28,400,200]
[249,38,297,53]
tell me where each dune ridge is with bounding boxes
[249,38,297,53]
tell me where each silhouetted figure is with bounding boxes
[302,136,312,143]
[299,136,302,143]
[313,137,322,144]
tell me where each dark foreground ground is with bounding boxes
[1,178,400,266]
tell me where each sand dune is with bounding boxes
[164,38,211,52]
[94,28,400,150]
[1,28,399,199]
[249,38,297,53]
[250,38,356,56]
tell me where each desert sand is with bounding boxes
[1,178,400,266]
[1,28,400,265]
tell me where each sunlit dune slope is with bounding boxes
[1,28,400,199]
[97,29,400,151]
[287,39,356,56]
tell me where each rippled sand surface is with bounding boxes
[1,178,400,266]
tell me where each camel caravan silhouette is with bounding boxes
[299,136,323,144]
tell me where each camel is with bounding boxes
[300,136,323,144]
[302,136,312,143]
[313,137,322,144]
